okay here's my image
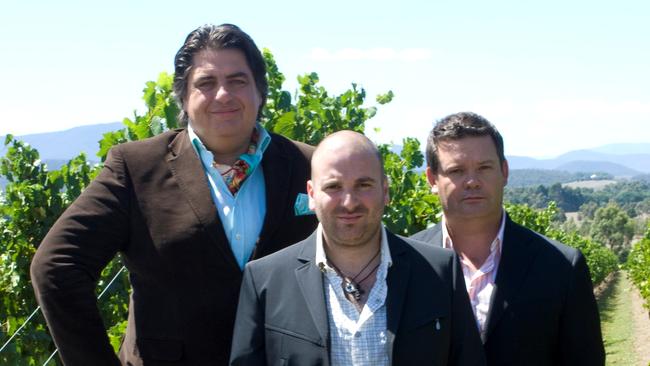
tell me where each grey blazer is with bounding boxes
[230,230,486,366]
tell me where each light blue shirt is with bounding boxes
[188,124,271,270]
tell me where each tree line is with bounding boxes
[506,169,614,188]
[506,180,650,217]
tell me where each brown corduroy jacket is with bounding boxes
[31,129,317,365]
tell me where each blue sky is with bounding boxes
[1,0,648,157]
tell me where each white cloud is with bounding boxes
[366,47,397,61]
[398,48,434,61]
[309,47,433,62]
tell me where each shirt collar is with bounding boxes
[315,223,392,272]
[187,123,271,168]
[442,209,506,255]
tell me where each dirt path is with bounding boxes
[628,275,650,366]
[599,271,650,366]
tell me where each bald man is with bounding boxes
[229,131,485,366]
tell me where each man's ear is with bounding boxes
[425,167,438,194]
[382,175,390,205]
[501,159,509,187]
[307,180,316,210]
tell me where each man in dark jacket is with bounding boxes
[31,24,317,365]
[411,112,605,365]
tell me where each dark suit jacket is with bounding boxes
[30,129,318,366]
[410,215,605,366]
[230,230,486,366]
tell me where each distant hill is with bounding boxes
[1,123,122,191]
[553,150,649,174]
[633,174,650,183]
[555,160,639,176]
[1,123,648,189]
[508,148,648,176]
[507,169,614,188]
[508,156,555,170]
[1,122,123,162]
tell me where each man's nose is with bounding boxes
[341,191,359,210]
[464,173,481,190]
[214,85,232,102]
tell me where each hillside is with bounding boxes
[507,169,614,188]
[555,160,639,177]
[563,179,618,190]
[1,122,123,161]
[1,123,649,188]
[508,145,649,176]
[554,150,649,174]
[1,123,122,191]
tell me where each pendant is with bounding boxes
[343,279,361,300]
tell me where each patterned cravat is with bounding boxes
[213,129,259,195]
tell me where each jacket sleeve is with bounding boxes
[449,253,487,366]
[230,263,267,366]
[558,251,605,366]
[30,147,130,366]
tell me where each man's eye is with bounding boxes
[230,78,247,86]
[197,81,214,89]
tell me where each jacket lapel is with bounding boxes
[295,233,330,347]
[385,233,411,363]
[254,138,292,256]
[166,130,240,272]
[484,215,539,341]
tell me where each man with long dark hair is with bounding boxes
[31,24,317,365]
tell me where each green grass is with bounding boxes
[598,271,638,365]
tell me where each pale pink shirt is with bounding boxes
[442,211,505,339]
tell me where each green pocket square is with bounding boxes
[294,193,315,216]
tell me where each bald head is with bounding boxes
[311,131,385,180]
[307,130,389,250]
